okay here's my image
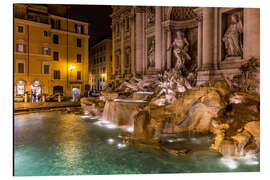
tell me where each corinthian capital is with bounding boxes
[135,6,145,13]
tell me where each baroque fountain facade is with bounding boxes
[82,6,260,158]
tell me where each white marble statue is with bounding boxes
[168,30,191,70]
[222,14,243,57]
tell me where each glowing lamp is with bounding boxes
[70,65,75,70]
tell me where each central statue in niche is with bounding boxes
[168,30,191,70]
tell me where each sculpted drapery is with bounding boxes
[168,30,191,70]
[222,14,243,57]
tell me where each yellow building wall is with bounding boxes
[14,15,89,98]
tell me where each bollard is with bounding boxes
[58,95,61,102]
[42,95,46,102]
[24,94,28,103]
[73,95,76,102]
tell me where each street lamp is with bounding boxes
[69,65,75,80]
[70,65,75,71]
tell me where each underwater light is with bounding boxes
[94,119,117,129]
[220,157,239,169]
[107,138,114,144]
[245,160,259,165]
[126,126,134,132]
[117,143,126,149]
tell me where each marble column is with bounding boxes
[197,19,203,69]
[155,6,162,71]
[161,25,166,71]
[120,18,125,75]
[166,28,172,70]
[130,13,135,75]
[135,8,143,74]
[243,8,260,60]
[112,24,115,76]
[202,7,215,70]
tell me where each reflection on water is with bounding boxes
[14,111,259,176]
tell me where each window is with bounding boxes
[53,70,60,80]
[53,34,59,44]
[16,43,26,53]
[18,63,24,73]
[53,51,59,61]
[77,71,81,80]
[43,31,50,37]
[18,26,24,33]
[51,19,61,29]
[43,47,50,55]
[75,24,84,34]
[76,38,82,48]
[44,64,50,74]
[77,54,82,63]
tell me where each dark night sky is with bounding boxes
[48,4,112,46]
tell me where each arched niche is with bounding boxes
[164,7,198,70]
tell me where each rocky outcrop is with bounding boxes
[209,92,260,156]
[147,79,231,136]
[128,79,260,157]
[102,100,147,127]
[80,97,105,116]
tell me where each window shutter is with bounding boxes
[58,20,61,29]
[75,24,77,33]
[81,25,84,34]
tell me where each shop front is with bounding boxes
[31,80,42,102]
[15,80,25,95]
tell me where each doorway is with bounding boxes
[72,87,80,102]
[16,80,25,95]
[53,86,64,95]
[31,81,42,102]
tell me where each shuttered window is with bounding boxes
[53,70,60,80]
[18,63,24,73]
[77,71,81,80]
[16,44,26,53]
[44,65,50,74]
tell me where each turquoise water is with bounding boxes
[14,111,260,176]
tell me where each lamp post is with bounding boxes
[69,65,76,102]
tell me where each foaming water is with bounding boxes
[113,99,146,103]
[14,111,259,176]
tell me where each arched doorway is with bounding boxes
[72,87,80,102]
[53,86,63,95]
[31,80,42,102]
[16,80,25,95]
